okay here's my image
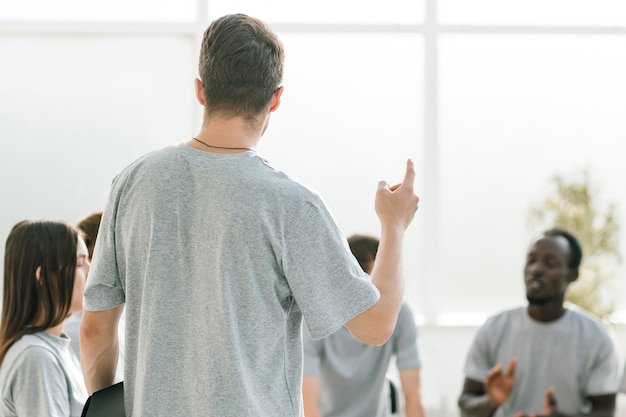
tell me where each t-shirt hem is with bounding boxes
[308,291,380,340]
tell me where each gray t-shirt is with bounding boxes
[83,144,380,417]
[0,332,87,417]
[463,305,619,417]
[303,302,420,417]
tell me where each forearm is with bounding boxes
[303,404,323,417]
[80,307,123,394]
[402,370,426,417]
[345,226,406,345]
[549,408,615,417]
[404,395,426,417]
[81,330,119,394]
[302,376,323,417]
[539,393,616,417]
[458,393,500,417]
[368,227,405,332]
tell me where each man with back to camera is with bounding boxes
[79,13,420,417]
[302,234,425,417]
[458,228,619,417]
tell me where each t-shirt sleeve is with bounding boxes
[395,303,421,370]
[586,329,620,395]
[10,347,71,417]
[463,321,494,382]
[83,176,126,312]
[302,324,323,376]
[282,196,380,340]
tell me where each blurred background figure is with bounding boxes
[0,220,88,416]
[302,234,425,417]
[63,211,124,382]
[64,211,102,358]
[458,228,619,417]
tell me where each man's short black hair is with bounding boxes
[543,227,583,269]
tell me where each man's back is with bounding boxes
[85,145,380,416]
[80,13,419,416]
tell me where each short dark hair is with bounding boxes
[77,211,102,260]
[543,227,583,269]
[347,234,379,273]
[198,14,284,120]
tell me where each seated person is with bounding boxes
[302,234,425,417]
[0,220,89,416]
[458,228,619,417]
[64,211,103,359]
[63,211,124,383]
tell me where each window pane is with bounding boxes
[209,0,424,24]
[0,0,196,22]
[0,35,198,262]
[258,33,424,310]
[439,35,626,316]
[440,0,626,26]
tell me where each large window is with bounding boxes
[438,34,626,317]
[2,0,626,345]
[2,0,626,319]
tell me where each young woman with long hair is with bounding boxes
[0,220,89,416]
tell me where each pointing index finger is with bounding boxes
[403,159,415,189]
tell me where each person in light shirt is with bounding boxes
[458,228,619,417]
[0,220,89,416]
[303,234,425,417]
[79,13,420,417]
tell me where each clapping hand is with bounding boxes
[513,387,558,417]
[485,358,517,406]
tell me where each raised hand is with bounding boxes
[540,387,557,415]
[374,159,420,232]
[485,358,517,406]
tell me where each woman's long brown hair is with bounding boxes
[0,220,77,365]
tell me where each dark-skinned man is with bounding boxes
[458,228,619,417]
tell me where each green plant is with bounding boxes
[528,169,621,319]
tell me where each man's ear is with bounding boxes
[194,78,205,106]
[567,268,579,283]
[269,86,283,113]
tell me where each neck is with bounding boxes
[44,321,65,337]
[190,115,264,153]
[526,301,566,322]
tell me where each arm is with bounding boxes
[345,159,419,346]
[302,375,324,417]
[459,359,517,417]
[584,394,617,417]
[80,305,124,394]
[400,368,426,417]
[459,377,500,417]
[514,389,616,417]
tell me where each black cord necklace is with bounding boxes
[192,137,252,152]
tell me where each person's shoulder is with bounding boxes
[256,156,320,193]
[3,334,59,370]
[111,144,178,183]
[482,306,525,328]
[254,156,329,210]
[565,303,612,335]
